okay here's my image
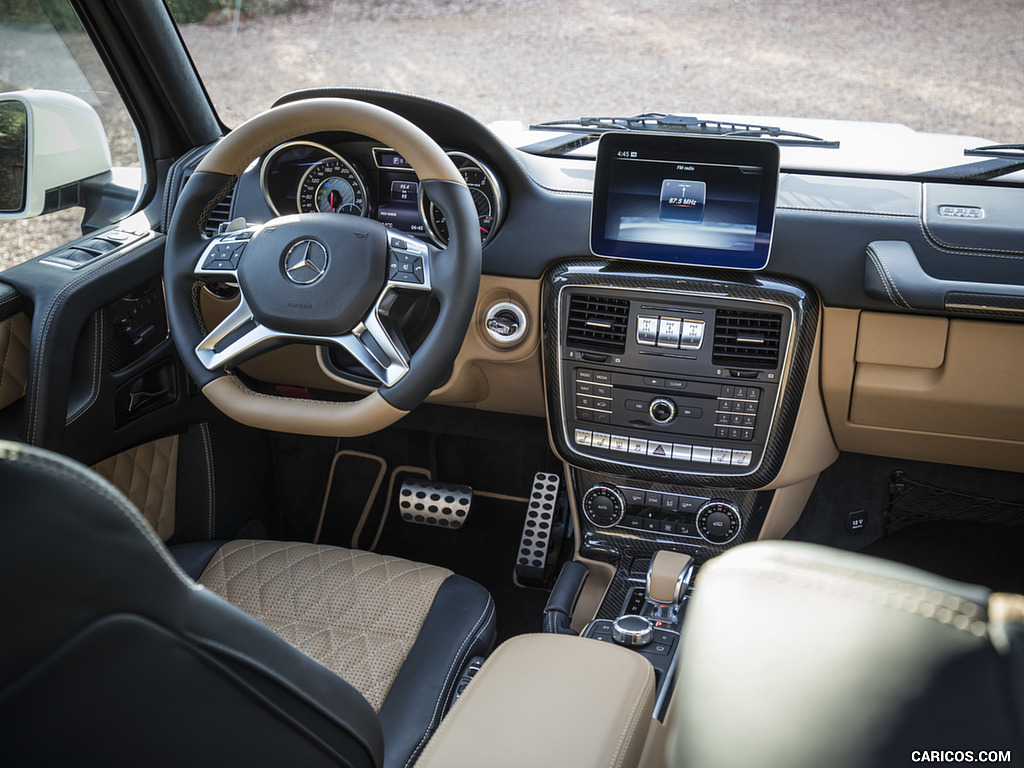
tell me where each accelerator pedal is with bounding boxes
[516,472,562,585]
[398,479,472,529]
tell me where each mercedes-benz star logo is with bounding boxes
[283,240,329,285]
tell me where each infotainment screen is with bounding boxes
[590,133,780,270]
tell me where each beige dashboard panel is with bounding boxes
[199,274,545,417]
[822,307,1024,472]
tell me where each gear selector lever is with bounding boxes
[645,550,694,625]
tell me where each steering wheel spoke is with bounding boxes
[195,295,280,371]
[331,308,411,387]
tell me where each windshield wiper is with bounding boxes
[521,113,839,157]
[964,143,1024,159]
[918,144,1024,181]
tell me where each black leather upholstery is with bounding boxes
[379,575,495,768]
[0,441,495,767]
[668,541,1024,768]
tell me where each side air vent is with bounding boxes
[203,187,235,237]
[712,309,783,369]
[566,295,630,354]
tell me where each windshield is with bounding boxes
[171,0,1023,146]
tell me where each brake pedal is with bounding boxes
[398,479,472,529]
[516,472,561,584]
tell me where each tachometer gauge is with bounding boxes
[420,152,503,246]
[298,156,367,216]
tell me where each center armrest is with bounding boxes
[415,633,656,768]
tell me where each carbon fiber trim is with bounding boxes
[571,467,773,620]
[544,260,818,489]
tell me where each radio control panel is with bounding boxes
[555,286,793,478]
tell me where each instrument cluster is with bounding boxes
[259,140,503,247]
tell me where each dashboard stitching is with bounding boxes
[920,184,1024,256]
[865,245,910,308]
[777,206,916,219]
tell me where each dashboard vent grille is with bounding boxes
[712,310,783,369]
[566,295,630,353]
[203,187,235,237]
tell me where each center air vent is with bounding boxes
[712,309,782,369]
[566,295,630,354]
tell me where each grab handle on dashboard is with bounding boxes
[864,241,1024,315]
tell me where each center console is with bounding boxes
[538,135,821,717]
[545,263,817,564]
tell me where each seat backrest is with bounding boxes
[667,540,1024,768]
[0,441,383,767]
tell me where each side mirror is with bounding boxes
[0,90,112,220]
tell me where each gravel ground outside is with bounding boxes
[2,0,1023,268]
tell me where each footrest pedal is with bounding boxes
[399,479,472,529]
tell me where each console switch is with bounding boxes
[636,316,659,346]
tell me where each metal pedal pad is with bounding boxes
[516,472,561,583]
[398,479,472,529]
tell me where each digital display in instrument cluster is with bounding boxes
[372,148,428,236]
[591,133,780,270]
[373,147,503,246]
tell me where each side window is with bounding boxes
[0,0,142,271]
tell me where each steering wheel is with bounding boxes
[165,98,481,436]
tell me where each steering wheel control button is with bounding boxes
[697,500,741,544]
[612,615,654,647]
[582,484,626,528]
[201,239,247,272]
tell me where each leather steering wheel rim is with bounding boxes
[165,98,481,436]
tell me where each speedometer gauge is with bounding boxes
[420,152,503,247]
[298,156,367,216]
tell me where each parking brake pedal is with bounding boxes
[516,472,561,584]
[398,479,472,529]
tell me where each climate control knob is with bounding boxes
[581,484,626,528]
[696,500,741,544]
[648,397,677,425]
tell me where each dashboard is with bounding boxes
[180,88,1024,569]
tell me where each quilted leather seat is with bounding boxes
[0,441,495,768]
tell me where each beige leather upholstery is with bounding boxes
[198,540,452,711]
[92,435,179,541]
[416,634,656,768]
[0,312,29,410]
[203,376,409,438]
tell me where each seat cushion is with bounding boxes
[198,539,453,711]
